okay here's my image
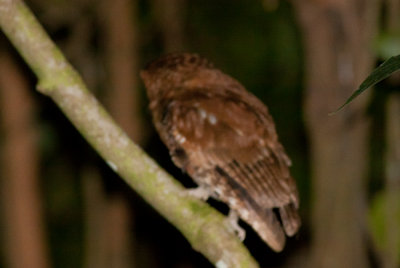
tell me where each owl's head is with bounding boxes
[140,53,214,100]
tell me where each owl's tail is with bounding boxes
[279,203,301,236]
[235,200,300,252]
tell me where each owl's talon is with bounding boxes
[185,186,211,201]
[227,210,246,241]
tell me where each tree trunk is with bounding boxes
[100,0,143,144]
[92,0,142,267]
[293,1,379,267]
[0,50,49,268]
[82,168,108,268]
[151,0,186,52]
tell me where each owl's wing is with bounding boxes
[160,90,300,251]
[165,90,298,207]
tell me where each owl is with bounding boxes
[140,53,300,252]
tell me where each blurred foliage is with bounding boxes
[375,32,400,60]
[368,191,400,264]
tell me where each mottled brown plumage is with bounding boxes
[140,53,300,252]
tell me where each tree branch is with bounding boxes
[0,0,259,267]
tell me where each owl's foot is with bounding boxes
[227,210,246,241]
[185,186,211,201]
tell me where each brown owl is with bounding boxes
[140,53,300,252]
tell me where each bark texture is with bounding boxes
[293,1,379,267]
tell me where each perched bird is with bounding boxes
[140,53,300,252]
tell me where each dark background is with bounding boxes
[0,0,399,267]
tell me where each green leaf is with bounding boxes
[331,54,400,115]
